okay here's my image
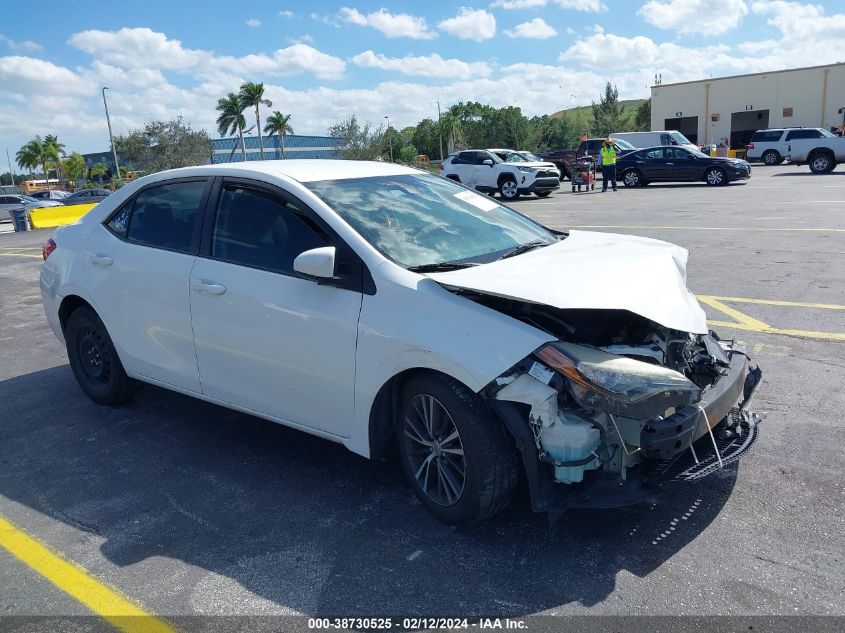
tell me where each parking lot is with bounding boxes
[1,163,843,626]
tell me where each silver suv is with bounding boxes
[746,128,830,165]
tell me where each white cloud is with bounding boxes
[350,50,492,79]
[210,44,346,81]
[0,34,43,52]
[491,0,607,11]
[246,18,262,28]
[338,7,436,39]
[68,27,205,70]
[438,8,497,41]
[505,18,558,39]
[639,0,749,35]
[278,10,295,18]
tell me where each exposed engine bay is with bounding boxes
[459,291,764,511]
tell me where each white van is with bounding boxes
[610,131,697,151]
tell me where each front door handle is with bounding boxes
[89,253,114,268]
[191,278,227,296]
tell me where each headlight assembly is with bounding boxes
[535,341,702,418]
[517,166,536,173]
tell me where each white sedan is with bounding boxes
[41,160,763,524]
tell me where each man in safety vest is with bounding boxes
[599,138,618,192]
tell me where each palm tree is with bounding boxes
[263,111,294,159]
[43,134,66,184]
[239,82,272,159]
[15,139,41,177]
[216,92,248,161]
[89,162,108,183]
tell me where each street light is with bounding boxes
[384,115,393,162]
[436,101,444,160]
[102,87,121,183]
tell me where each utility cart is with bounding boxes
[571,157,596,192]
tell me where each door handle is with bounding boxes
[191,278,227,296]
[665,162,675,165]
[89,253,114,268]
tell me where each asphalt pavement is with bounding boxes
[0,163,843,626]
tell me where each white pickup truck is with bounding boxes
[786,130,845,173]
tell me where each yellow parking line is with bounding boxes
[0,515,175,633]
[570,225,845,233]
[699,295,845,342]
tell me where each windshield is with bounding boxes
[687,147,709,158]
[306,173,557,268]
[504,152,528,163]
[610,138,636,150]
[820,128,836,138]
[670,131,692,145]
[21,195,40,202]
[519,152,542,161]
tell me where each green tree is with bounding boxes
[16,138,42,176]
[327,115,384,160]
[590,82,625,138]
[43,134,66,183]
[411,118,440,159]
[398,144,418,164]
[239,82,272,159]
[264,111,294,159]
[635,98,652,131]
[62,152,85,183]
[216,92,248,161]
[530,115,579,152]
[115,117,212,173]
[89,162,108,183]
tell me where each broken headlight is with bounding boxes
[535,341,702,418]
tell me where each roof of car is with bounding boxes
[196,159,421,183]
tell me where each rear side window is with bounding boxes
[644,148,664,159]
[119,180,206,253]
[211,185,328,275]
[751,130,783,142]
[785,129,822,140]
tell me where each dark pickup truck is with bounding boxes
[541,138,636,179]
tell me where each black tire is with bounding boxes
[535,191,552,198]
[397,373,518,525]
[498,177,520,201]
[446,174,461,183]
[66,306,139,405]
[809,152,835,174]
[761,149,781,165]
[705,167,727,186]
[622,169,642,187]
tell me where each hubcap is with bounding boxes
[812,157,829,172]
[403,394,466,507]
[502,181,517,198]
[625,172,639,186]
[77,326,111,383]
[764,152,776,164]
[708,170,723,184]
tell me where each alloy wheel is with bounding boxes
[624,171,640,187]
[811,156,830,173]
[501,180,518,199]
[403,394,466,507]
[706,169,724,185]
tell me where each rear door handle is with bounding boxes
[89,253,113,268]
[191,278,227,296]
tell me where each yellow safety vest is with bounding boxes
[600,146,617,165]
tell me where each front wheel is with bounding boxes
[66,306,139,405]
[398,373,518,525]
[622,169,642,187]
[499,177,519,201]
[705,167,727,185]
[809,152,835,174]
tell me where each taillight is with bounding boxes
[439,163,444,171]
[746,142,754,149]
[42,238,56,261]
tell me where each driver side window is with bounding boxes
[211,185,329,275]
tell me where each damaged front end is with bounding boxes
[483,309,763,513]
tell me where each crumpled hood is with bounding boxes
[426,230,708,334]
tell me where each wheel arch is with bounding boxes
[58,294,94,335]
[497,171,517,187]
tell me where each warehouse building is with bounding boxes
[650,62,845,148]
[211,134,342,163]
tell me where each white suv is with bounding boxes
[440,149,560,200]
[746,128,830,165]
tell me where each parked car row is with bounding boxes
[745,127,845,172]
[439,149,561,200]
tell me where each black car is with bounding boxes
[60,188,112,205]
[617,146,751,187]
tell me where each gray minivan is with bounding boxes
[610,131,697,152]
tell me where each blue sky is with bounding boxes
[2,0,844,158]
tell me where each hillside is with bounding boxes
[550,98,647,133]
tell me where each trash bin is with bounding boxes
[10,206,30,232]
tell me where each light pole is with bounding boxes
[384,115,393,162]
[102,87,121,183]
[436,101,444,161]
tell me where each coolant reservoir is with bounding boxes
[541,411,601,484]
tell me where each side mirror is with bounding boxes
[293,246,336,280]
[483,159,494,166]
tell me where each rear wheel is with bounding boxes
[397,373,518,525]
[66,306,138,405]
[535,191,551,198]
[809,152,835,174]
[705,167,727,186]
[761,149,781,165]
[499,177,519,201]
[622,169,642,187]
